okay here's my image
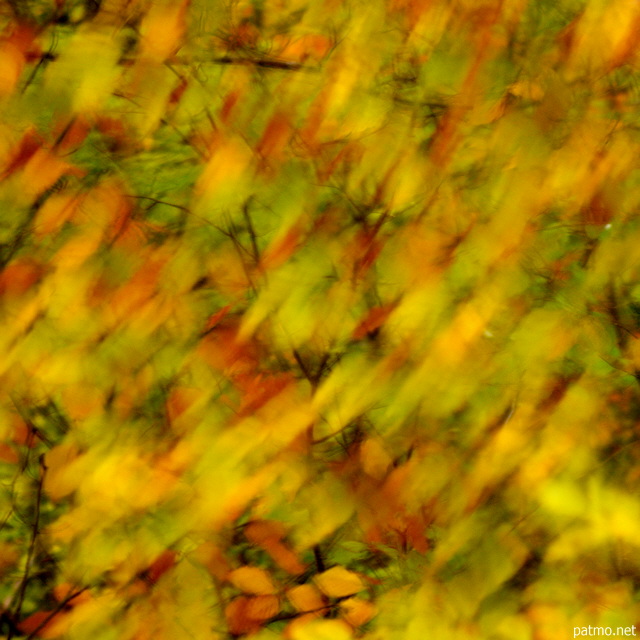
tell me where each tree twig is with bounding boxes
[8,457,47,640]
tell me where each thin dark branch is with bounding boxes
[9,401,54,450]
[211,56,305,71]
[292,350,313,383]
[225,226,257,295]
[159,118,207,160]
[313,352,331,387]
[313,545,325,573]
[21,52,57,95]
[23,587,90,640]
[20,52,312,73]
[124,195,191,212]
[311,424,350,445]
[606,281,633,352]
[241,200,260,264]
[8,457,47,640]
[269,603,332,623]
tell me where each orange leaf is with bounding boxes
[18,610,68,639]
[168,77,188,106]
[20,147,80,199]
[2,128,43,178]
[0,24,38,95]
[225,596,261,635]
[140,0,189,60]
[34,193,80,237]
[287,584,326,613]
[0,258,45,296]
[11,415,33,447]
[203,305,232,333]
[273,34,333,64]
[256,112,293,167]
[314,567,364,598]
[402,513,430,553]
[260,223,304,270]
[229,566,278,595]
[352,303,397,341]
[53,117,91,154]
[263,539,307,575]
[244,520,287,544]
[0,40,25,95]
[220,89,243,125]
[193,541,231,581]
[244,520,306,573]
[339,597,377,626]
[236,372,293,416]
[52,584,91,607]
[0,443,18,464]
[246,595,280,621]
[166,386,205,425]
[77,181,132,236]
[349,230,383,278]
[198,321,261,376]
[359,437,392,480]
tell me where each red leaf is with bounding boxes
[235,372,293,415]
[18,610,65,639]
[0,258,45,296]
[53,117,91,153]
[256,112,292,167]
[95,116,133,152]
[145,550,177,584]
[582,191,614,227]
[225,596,262,635]
[260,224,303,270]
[244,520,306,574]
[220,90,242,124]
[168,77,189,106]
[0,443,18,464]
[352,303,397,341]
[204,305,232,333]
[2,128,43,178]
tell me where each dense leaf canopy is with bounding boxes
[1,0,640,639]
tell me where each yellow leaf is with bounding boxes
[44,442,87,501]
[509,79,544,100]
[44,26,122,113]
[314,566,364,598]
[292,476,354,550]
[195,133,254,216]
[229,566,278,595]
[51,229,103,271]
[291,618,353,640]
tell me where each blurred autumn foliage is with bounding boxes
[2,0,640,638]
